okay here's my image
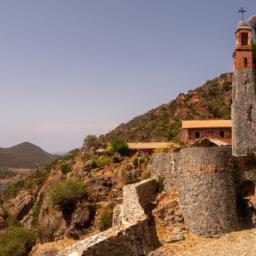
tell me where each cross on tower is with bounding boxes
[238,7,247,21]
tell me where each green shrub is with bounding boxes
[48,179,85,208]
[87,159,98,170]
[84,135,99,149]
[99,208,113,231]
[87,156,112,171]
[0,226,36,256]
[96,156,111,168]
[111,138,129,155]
[60,164,71,174]
[156,177,164,193]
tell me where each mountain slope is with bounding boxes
[105,73,232,143]
[0,142,58,169]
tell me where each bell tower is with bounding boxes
[233,21,253,70]
[232,15,256,156]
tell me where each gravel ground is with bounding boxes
[150,228,256,256]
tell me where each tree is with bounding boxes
[83,135,99,149]
[111,138,129,155]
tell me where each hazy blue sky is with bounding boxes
[0,0,255,152]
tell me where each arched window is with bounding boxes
[220,131,225,138]
[195,131,200,138]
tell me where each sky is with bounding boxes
[0,0,255,153]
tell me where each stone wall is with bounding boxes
[177,147,238,237]
[58,179,159,256]
[148,153,177,191]
[232,69,256,156]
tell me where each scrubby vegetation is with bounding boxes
[111,138,129,155]
[60,163,72,174]
[84,135,102,150]
[87,156,112,170]
[48,179,86,208]
[99,207,114,231]
[156,177,164,193]
[0,226,36,256]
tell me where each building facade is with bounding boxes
[181,120,232,145]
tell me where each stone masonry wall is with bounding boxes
[148,153,177,191]
[177,147,238,237]
[58,179,158,256]
[232,69,256,156]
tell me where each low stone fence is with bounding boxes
[58,179,158,256]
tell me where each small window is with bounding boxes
[241,32,248,46]
[195,131,200,138]
[220,131,225,138]
[244,57,248,68]
[244,57,248,67]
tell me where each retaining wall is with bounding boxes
[58,179,158,256]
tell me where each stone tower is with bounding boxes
[232,19,256,156]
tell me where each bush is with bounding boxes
[84,135,99,149]
[48,179,85,208]
[156,177,164,193]
[60,164,71,174]
[99,208,113,231]
[111,138,129,155]
[87,156,111,171]
[96,156,111,168]
[0,226,36,256]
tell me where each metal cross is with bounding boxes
[238,7,247,21]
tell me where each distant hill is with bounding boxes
[0,142,58,169]
[105,73,232,143]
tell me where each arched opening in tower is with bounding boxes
[240,180,255,197]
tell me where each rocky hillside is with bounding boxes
[105,73,232,143]
[0,142,58,169]
[0,73,235,256]
[0,139,151,255]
